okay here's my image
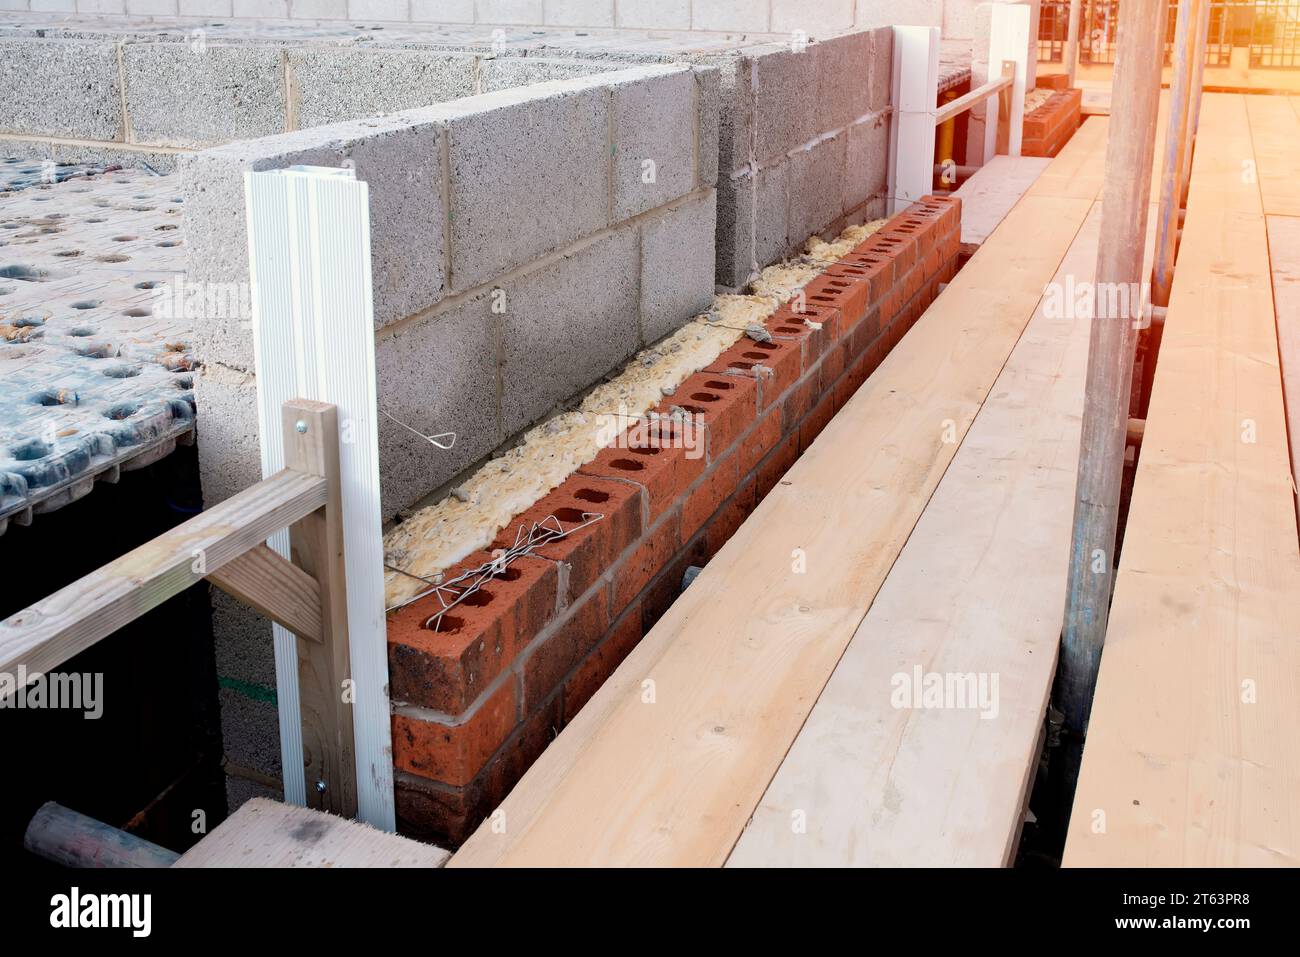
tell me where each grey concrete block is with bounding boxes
[639,189,716,345]
[499,226,640,436]
[0,39,122,140]
[751,43,818,164]
[713,173,746,288]
[715,160,787,289]
[122,43,286,149]
[444,82,609,291]
[374,293,503,518]
[710,57,751,178]
[224,772,283,814]
[211,589,277,689]
[610,67,696,220]
[693,65,720,188]
[181,112,447,370]
[478,57,612,94]
[845,110,889,215]
[815,30,872,133]
[0,138,180,174]
[218,685,282,780]
[193,364,261,507]
[787,132,846,246]
[868,27,893,113]
[288,48,477,129]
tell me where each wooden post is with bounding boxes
[282,399,358,818]
[990,3,1030,158]
[1066,0,1082,87]
[1151,0,1205,309]
[1057,0,1168,801]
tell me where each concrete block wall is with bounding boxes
[0,35,615,161]
[705,29,894,288]
[0,0,1009,35]
[389,195,963,846]
[179,65,717,798]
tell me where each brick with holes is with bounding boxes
[578,428,703,526]
[653,370,757,464]
[765,300,842,372]
[801,271,869,328]
[387,552,559,714]
[490,473,642,606]
[706,335,802,409]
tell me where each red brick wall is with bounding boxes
[1023,84,1082,159]
[387,195,963,847]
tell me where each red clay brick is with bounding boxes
[518,587,609,712]
[756,431,800,499]
[490,473,641,605]
[579,437,701,527]
[392,679,518,788]
[800,390,837,452]
[395,694,564,847]
[653,370,757,464]
[780,373,818,435]
[611,507,681,611]
[867,229,918,273]
[640,537,710,632]
[704,477,757,557]
[682,447,741,540]
[818,337,849,394]
[879,283,904,326]
[707,335,802,409]
[387,553,559,714]
[766,301,841,372]
[1037,73,1069,91]
[900,262,925,302]
[922,244,942,280]
[802,271,869,328]
[741,406,782,475]
[562,604,644,723]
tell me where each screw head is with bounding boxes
[315,780,326,793]
[295,420,308,434]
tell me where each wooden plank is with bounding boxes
[935,73,1011,126]
[174,799,448,868]
[206,543,323,644]
[953,154,1052,244]
[1267,214,1300,522]
[1065,94,1300,867]
[0,469,325,681]
[1246,95,1300,217]
[450,190,1100,867]
[283,400,358,818]
[728,202,1106,867]
[1025,115,1109,200]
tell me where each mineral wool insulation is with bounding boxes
[383,218,887,607]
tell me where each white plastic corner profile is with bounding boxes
[888,25,941,215]
[989,3,1031,158]
[243,165,395,832]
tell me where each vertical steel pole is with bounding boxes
[1057,0,1169,802]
